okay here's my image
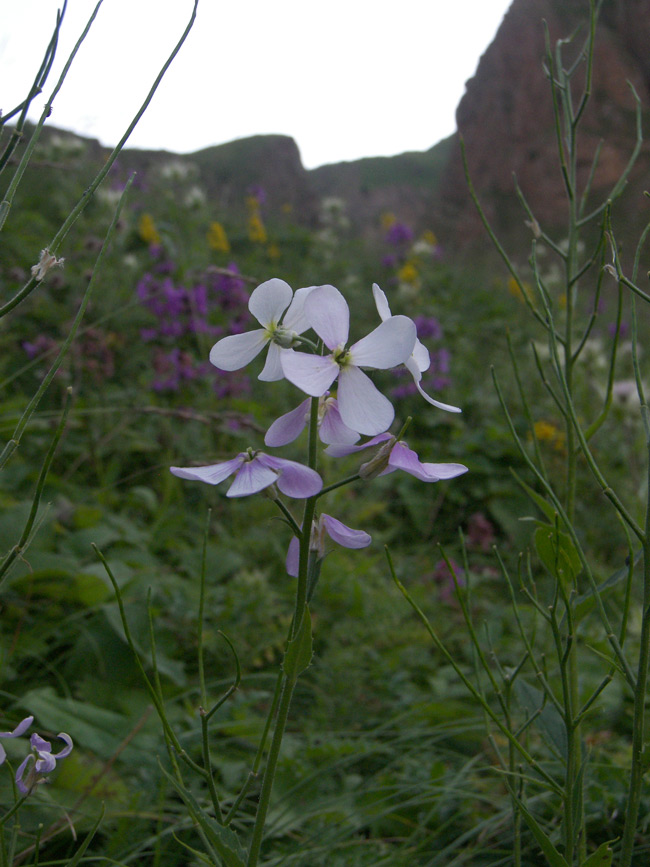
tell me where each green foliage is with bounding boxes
[1,3,650,865]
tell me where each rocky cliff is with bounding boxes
[23,0,650,256]
[438,0,650,248]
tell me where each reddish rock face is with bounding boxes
[438,0,650,247]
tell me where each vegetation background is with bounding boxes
[1,0,650,864]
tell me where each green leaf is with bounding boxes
[64,805,104,866]
[514,679,567,761]
[161,766,246,867]
[574,549,642,621]
[534,523,582,586]
[511,470,557,523]
[283,606,313,684]
[582,840,616,867]
[19,687,157,760]
[513,794,569,867]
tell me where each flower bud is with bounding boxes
[358,437,396,480]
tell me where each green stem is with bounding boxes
[246,677,295,866]
[619,459,650,866]
[0,387,72,586]
[246,397,320,864]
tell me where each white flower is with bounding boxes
[209,279,314,381]
[372,284,461,413]
[280,284,416,436]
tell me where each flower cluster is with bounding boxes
[136,247,253,395]
[0,715,73,795]
[171,277,467,576]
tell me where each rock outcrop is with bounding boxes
[437,0,650,248]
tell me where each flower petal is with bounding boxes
[15,754,33,794]
[281,349,339,396]
[0,716,33,739]
[319,400,360,445]
[258,342,284,381]
[226,458,278,497]
[419,461,469,480]
[210,329,268,371]
[258,454,323,498]
[53,733,73,759]
[170,455,244,485]
[372,283,392,321]
[389,442,467,481]
[248,278,293,326]
[34,752,56,774]
[350,315,416,369]
[304,284,349,349]
[415,379,462,413]
[286,536,300,577]
[325,433,392,457]
[282,286,316,333]
[411,340,431,373]
[264,398,311,447]
[337,366,395,435]
[321,514,371,549]
[30,734,51,752]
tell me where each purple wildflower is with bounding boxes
[286,513,371,576]
[15,731,73,795]
[0,716,34,765]
[171,449,323,498]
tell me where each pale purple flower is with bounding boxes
[209,279,314,381]
[15,731,73,795]
[171,449,322,498]
[286,513,371,577]
[0,716,33,765]
[326,433,468,482]
[372,283,461,413]
[281,284,416,436]
[385,222,414,247]
[264,393,359,447]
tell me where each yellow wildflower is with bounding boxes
[421,229,438,246]
[533,420,566,453]
[138,213,161,245]
[380,212,396,229]
[267,243,281,261]
[397,261,419,285]
[507,276,533,303]
[248,212,267,244]
[206,221,230,252]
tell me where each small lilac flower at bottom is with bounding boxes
[171,449,322,499]
[15,732,73,795]
[326,434,468,482]
[286,514,371,577]
[0,716,34,765]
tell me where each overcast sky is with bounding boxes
[1,0,513,169]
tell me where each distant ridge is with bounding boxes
[21,0,650,256]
